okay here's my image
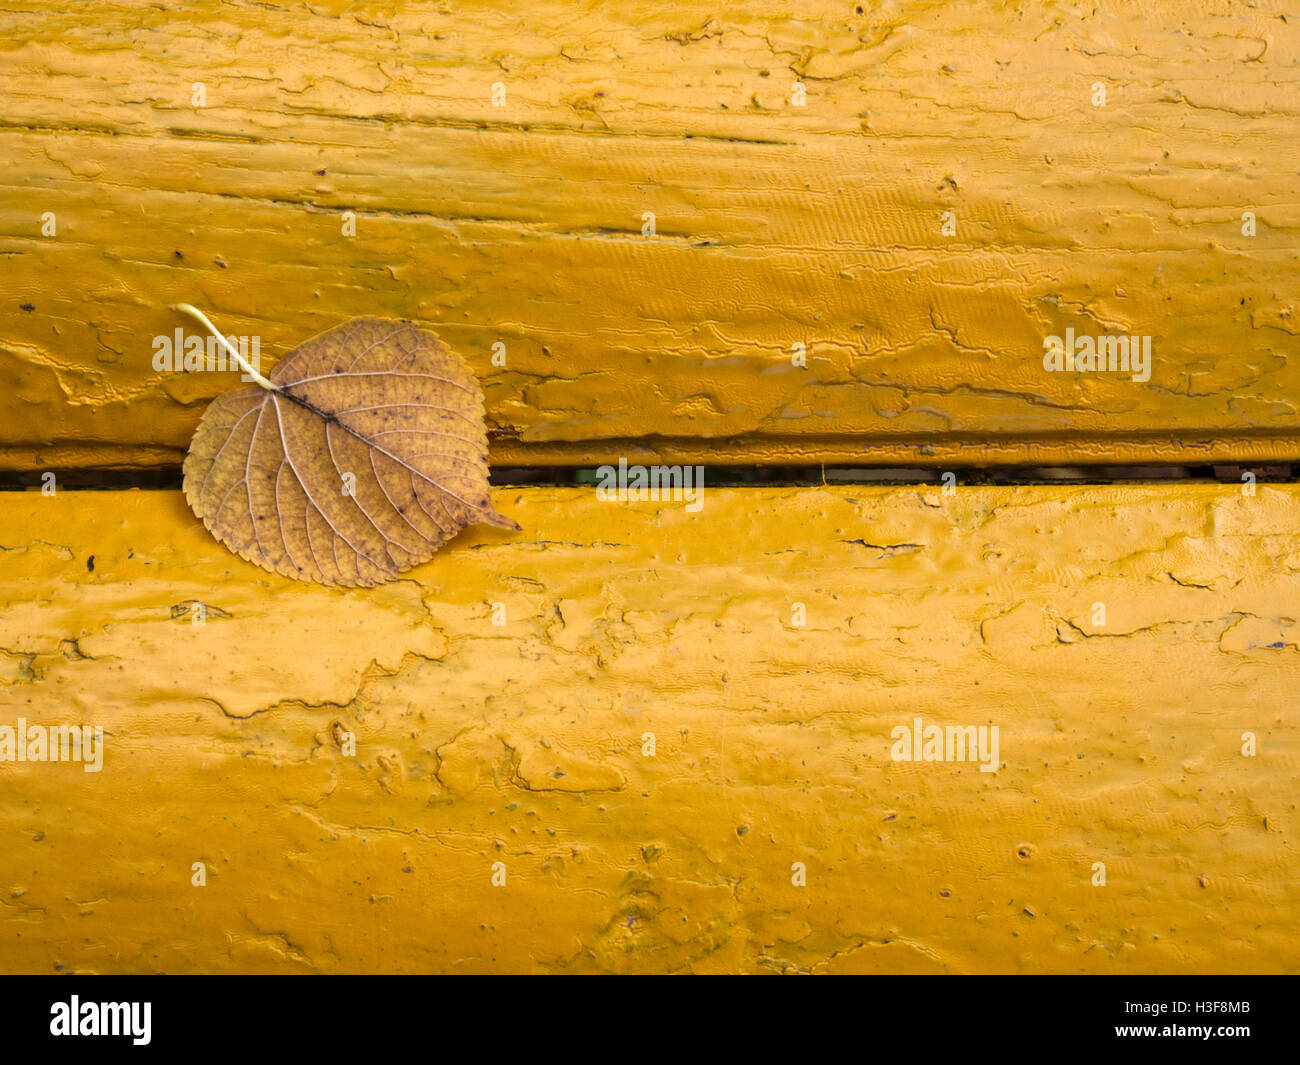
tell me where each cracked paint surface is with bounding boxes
[1,1,1299,469]
[0,486,1296,973]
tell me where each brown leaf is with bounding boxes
[182,316,517,587]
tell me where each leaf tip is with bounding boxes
[479,504,520,532]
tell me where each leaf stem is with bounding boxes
[171,303,277,391]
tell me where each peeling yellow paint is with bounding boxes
[2,2,1299,469]
[0,486,1296,973]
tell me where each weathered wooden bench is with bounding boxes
[1,1,1296,973]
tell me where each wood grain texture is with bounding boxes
[1,1,1298,470]
[1,486,1296,973]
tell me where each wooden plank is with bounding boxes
[2,1,1299,470]
[1,485,1296,973]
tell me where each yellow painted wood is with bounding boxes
[2,2,1299,470]
[0,485,1296,973]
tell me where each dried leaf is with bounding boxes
[181,311,517,587]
